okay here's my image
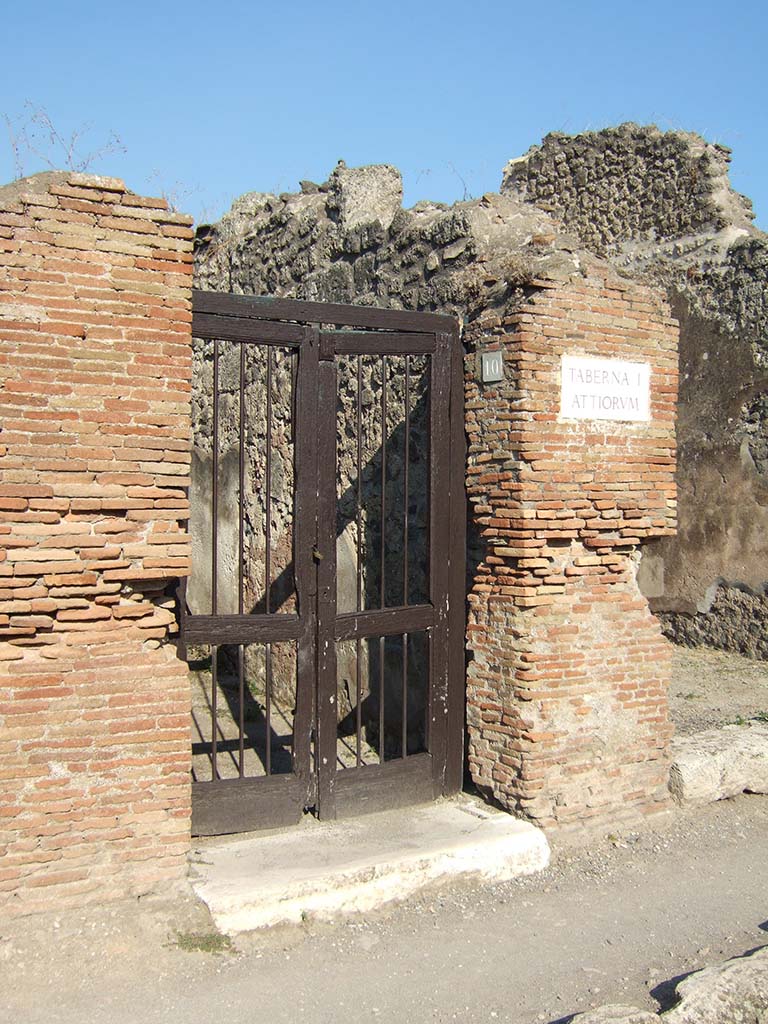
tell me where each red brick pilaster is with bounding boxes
[0,172,193,915]
[465,269,679,828]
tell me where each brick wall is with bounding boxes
[0,172,193,915]
[465,267,679,828]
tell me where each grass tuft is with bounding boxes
[172,930,234,954]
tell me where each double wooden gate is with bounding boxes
[182,292,465,835]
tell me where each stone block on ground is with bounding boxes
[664,945,768,1024]
[669,722,768,804]
[571,946,768,1024]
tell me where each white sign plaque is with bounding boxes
[560,355,650,422]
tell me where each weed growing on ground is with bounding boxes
[172,930,234,955]
[730,711,768,726]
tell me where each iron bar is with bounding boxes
[379,635,385,764]
[402,632,408,759]
[356,355,363,613]
[356,355,363,766]
[239,344,245,616]
[211,644,219,780]
[266,642,272,775]
[404,355,410,607]
[212,340,219,617]
[425,357,432,605]
[211,342,220,783]
[379,356,387,763]
[356,638,362,768]
[266,346,273,613]
[238,643,245,777]
[380,356,387,609]
[265,348,274,776]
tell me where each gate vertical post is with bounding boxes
[445,323,468,795]
[294,325,321,806]
[429,331,456,793]
[315,333,339,819]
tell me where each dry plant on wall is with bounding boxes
[146,169,203,215]
[2,104,197,215]
[2,101,126,179]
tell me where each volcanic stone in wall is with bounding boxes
[500,123,748,255]
[501,123,768,658]
[660,584,768,660]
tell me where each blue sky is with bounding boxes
[2,0,766,229]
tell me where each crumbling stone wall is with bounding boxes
[499,124,749,256]
[0,172,193,916]
[194,160,578,315]
[194,162,581,731]
[199,129,768,662]
[500,124,767,659]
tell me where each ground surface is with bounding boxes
[3,645,768,1024]
[669,646,768,735]
[3,795,767,1024]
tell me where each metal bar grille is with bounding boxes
[187,294,463,834]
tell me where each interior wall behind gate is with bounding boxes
[0,172,194,917]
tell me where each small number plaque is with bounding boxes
[481,351,504,384]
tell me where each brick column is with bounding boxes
[0,172,193,915]
[465,267,679,829]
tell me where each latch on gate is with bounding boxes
[312,546,324,562]
[319,334,335,361]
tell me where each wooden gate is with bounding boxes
[182,292,465,835]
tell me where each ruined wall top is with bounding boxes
[194,159,596,321]
[499,122,756,256]
[194,125,768,390]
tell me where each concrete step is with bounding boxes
[189,795,550,933]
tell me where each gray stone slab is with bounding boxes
[669,722,768,804]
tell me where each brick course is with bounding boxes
[465,267,679,828]
[0,172,193,915]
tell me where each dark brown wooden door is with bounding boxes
[184,293,465,835]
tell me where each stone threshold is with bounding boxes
[188,794,549,934]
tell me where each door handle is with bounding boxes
[312,546,324,562]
